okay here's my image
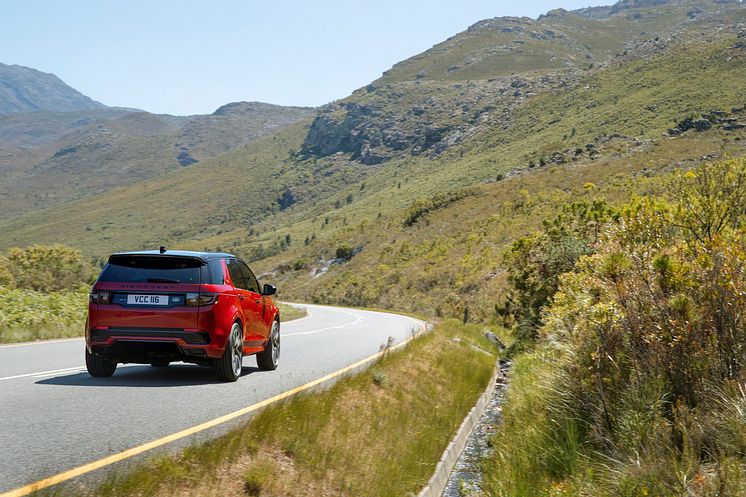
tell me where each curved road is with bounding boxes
[0,304,425,494]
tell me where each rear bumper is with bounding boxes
[87,328,224,363]
[91,328,211,344]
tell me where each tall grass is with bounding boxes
[484,350,746,496]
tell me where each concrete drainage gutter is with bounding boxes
[417,360,503,497]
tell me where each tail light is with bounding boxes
[90,290,110,304]
[186,293,218,306]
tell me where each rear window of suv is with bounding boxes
[99,256,224,284]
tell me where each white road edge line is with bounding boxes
[32,370,86,379]
[0,364,141,382]
[0,366,87,382]
[0,337,82,349]
[283,305,364,336]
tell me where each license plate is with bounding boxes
[127,294,169,305]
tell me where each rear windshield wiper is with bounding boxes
[146,277,181,283]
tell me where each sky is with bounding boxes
[1,0,608,116]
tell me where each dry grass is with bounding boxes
[276,302,307,322]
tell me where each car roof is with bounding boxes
[110,250,236,262]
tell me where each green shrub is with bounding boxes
[403,189,472,226]
[0,288,88,342]
[336,244,354,261]
[0,256,15,288]
[6,244,96,292]
[499,200,617,343]
[243,459,276,496]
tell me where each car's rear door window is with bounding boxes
[226,259,248,289]
[238,261,260,293]
[207,258,225,284]
[100,256,206,283]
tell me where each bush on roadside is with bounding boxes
[0,244,96,342]
[485,158,746,496]
[5,244,96,292]
[0,287,88,342]
[0,256,15,288]
[499,200,617,343]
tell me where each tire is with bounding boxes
[85,348,117,377]
[257,321,280,371]
[150,361,170,368]
[214,322,243,382]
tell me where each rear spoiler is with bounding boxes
[108,253,208,265]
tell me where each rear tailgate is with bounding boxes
[93,255,208,332]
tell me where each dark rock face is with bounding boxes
[687,6,705,18]
[301,102,457,165]
[301,72,573,165]
[723,122,746,130]
[52,145,79,158]
[176,150,198,166]
[694,119,713,131]
[669,108,746,135]
[277,187,296,210]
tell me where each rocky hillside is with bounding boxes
[299,0,746,165]
[0,63,106,114]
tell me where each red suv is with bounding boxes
[85,249,280,382]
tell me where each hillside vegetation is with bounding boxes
[255,29,746,320]
[375,0,732,83]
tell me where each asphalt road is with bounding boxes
[0,304,424,494]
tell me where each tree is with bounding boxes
[501,201,617,342]
[666,159,746,244]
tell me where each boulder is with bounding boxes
[485,331,506,350]
[694,119,712,131]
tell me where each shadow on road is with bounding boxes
[36,363,260,387]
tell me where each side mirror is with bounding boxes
[261,283,277,296]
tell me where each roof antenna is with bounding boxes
[159,246,167,254]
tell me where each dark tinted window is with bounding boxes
[238,261,260,293]
[99,256,210,284]
[226,259,247,289]
[207,259,225,284]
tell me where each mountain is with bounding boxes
[0,63,106,114]
[0,101,314,217]
[1,0,745,318]
[299,0,745,166]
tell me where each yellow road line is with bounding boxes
[0,322,427,497]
